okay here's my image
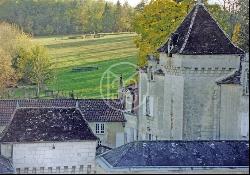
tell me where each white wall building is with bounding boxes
[0,107,98,174]
[137,2,248,141]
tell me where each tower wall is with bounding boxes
[164,54,241,140]
[138,71,166,140]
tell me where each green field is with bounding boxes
[10,33,138,99]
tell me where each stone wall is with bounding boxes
[219,84,249,140]
[138,72,166,140]
[138,53,243,141]
[1,141,97,174]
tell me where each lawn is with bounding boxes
[9,33,138,99]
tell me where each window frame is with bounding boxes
[96,123,105,134]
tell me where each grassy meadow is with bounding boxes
[11,33,138,99]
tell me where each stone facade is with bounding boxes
[138,54,245,140]
[1,141,97,174]
[137,2,248,141]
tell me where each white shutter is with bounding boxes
[150,96,154,117]
[241,113,249,137]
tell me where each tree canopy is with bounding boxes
[0,0,135,36]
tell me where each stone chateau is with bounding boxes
[0,1,249,174]
[137,1,249,141]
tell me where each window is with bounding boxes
[96,123,105,134]
[48,167,52,173]
[79,165,84,173]
[146,96,150,116]
[151,72,154,81]
[148,133,152,141]
[40,167,44,174]
[71,166,76,174]
[24,168,29,174]
[16,168,20,174]
[144,96,154,117]
[98,140,102,146]
[64,166,68,173]
[32,168,36,174]
[146,133,153,141]
[56,167,60,173]
[87,165,91,174]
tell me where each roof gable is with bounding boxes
[0,108,97,143]
[158,4,244,55]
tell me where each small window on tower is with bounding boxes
[151,71,154,81]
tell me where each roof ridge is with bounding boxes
[180,4,200,54]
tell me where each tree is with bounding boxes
[236,0,249,51]
[133,0,187,66]
[135,0,147,12]
[232,23,241,45]
[121,1,134,32]
[0,48,16,95]
[18,45,53,97]
[114,0,122,32]
[102,2,115,33]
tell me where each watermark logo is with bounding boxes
[100,62,150,112]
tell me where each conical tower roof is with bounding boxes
[158,2,244,55]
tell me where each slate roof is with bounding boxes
[217,55,245,85]
[0,156,14,174]
[0,108,98,143]
[158,3,244,55]
[0,99,125,126]
[96,145,112,156]
[217,69,242,85]
[99,140,249,167]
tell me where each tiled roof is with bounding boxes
[0,108,98,143]
[0,99,125,126]
[0,155,14,174]
[100,140,249,167]
[158,3,244,55]
[79,99,125,122]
